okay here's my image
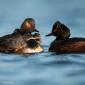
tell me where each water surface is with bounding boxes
[0,0,85,85]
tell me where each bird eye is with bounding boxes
[35,39,40,41]
[54,26,61,32]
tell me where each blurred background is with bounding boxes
[0,0,85,45]
[0,0,85,85]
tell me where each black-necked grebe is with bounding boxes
[46,21,71,40]
[13,18,39,35]
[0,18,43,54]
[0,33,43,54]
[46,21,85,53]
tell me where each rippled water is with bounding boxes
[0,0,85,85]
[1,46,85,85]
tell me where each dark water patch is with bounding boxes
[66,69,85,77]
[68,54,85,65]
[16,79,59,85]
[76,81,85,85]
[0,54,26,63]
[43,60,74,66]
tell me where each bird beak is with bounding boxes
[46,32,53,37]
[34,29,39,32]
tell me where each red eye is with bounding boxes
[54,28,61,33]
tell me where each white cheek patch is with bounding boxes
[23,46,43,53]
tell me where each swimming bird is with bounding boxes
[0,18,43,54]
[20,18,39,34]
[46,21,85,53]
[13,18,39,35]
[0,33,43,54]
[46,21,71,40]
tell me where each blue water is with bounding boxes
[0,0,85,85]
